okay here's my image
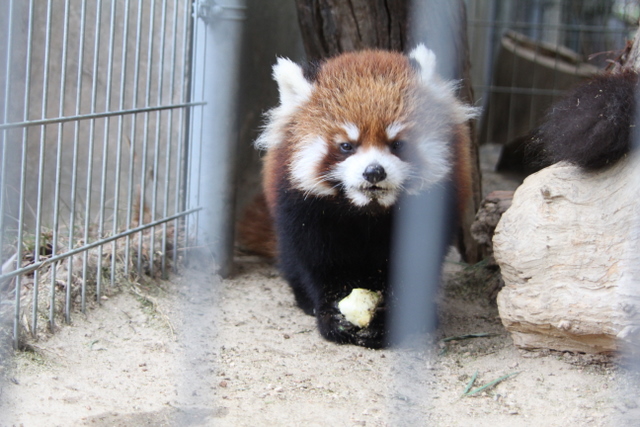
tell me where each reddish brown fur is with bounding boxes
[295,51,416,151]
[236,144,290,259]
[262,134,293,214]
[452,122,473,214]
[236,192,277,258]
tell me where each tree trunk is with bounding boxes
[293,0,483,263]
[294,0,407,60]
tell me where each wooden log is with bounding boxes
[493,154,640,355]
[470,190,513,257]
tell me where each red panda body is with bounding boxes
[240,46,477,348]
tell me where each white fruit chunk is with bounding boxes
[338,288,383,328]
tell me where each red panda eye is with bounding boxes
[339,142,355,153]
[391,140,404,152]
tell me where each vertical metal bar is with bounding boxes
[95,0,119,302]
[388,1,458,423]
[173,0,191,272]
[12,0,36,349]
[0,0,14,277]
[111,0,132,288]
[136,0,157,275]
[163,0,181,277]
[483,0,499,147]
[172,2,190,272]
[32,0,56,335]
[194,24,206,252]
[185,5,203,266]
[14,138,28,348]
[184,3,201,262]
[505,21,520,144]
[193,9,207,258]
[124,0,145,278]
[81,2,104,312]
[65,0,89,323]
[189,1,246,277]
[49,0,72,331]
[527,46,540,132]
[173,2,245,418]
[149,0,169,278]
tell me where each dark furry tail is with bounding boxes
[236,193,277,259]
[533,71,638,170]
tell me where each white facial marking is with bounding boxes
[332,147,411,207]
[290,136,337,197]
[386,122,405,140]
[341,122,360,141]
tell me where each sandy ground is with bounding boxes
[1,145,640,426]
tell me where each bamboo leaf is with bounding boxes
[462,371,478,396]
[442,333,497,342]
[466,372,520,397]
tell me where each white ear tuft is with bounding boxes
[272,57,313,110]
[409,44,437,82]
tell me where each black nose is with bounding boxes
[363,164,387,184]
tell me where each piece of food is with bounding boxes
[337,288,383,328]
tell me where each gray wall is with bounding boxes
[234,0,305,213]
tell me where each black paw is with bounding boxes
[316,304,387,349]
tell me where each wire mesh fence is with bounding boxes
[468,0,638,149]
[0,0,203,349]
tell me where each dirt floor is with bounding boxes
[1,145,640,426]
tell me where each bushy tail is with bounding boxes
[236,193,277,259]
[532,71,638,170]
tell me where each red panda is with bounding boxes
[238,45,478,348]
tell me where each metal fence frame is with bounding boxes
[0,0,210,349]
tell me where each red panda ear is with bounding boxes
[409,44,437,83]
[272,57,314,111]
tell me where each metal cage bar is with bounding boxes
[0,0,202,347]
[48,0,71,332]
[110,0,132,288]
[187,0,245,277]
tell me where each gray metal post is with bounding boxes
[188,0,246,277]
[388,0,462,423]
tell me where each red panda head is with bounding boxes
[258,45,477,208]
